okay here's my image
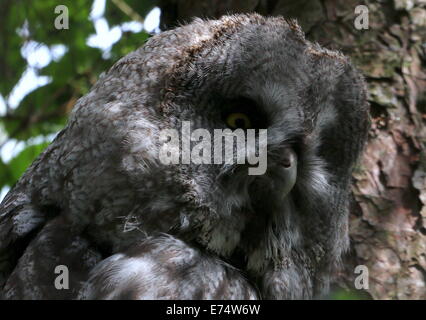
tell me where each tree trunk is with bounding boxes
[158,0,426,299]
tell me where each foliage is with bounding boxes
[0,0,155,192]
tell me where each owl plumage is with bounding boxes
[0,14,369,299]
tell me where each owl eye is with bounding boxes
[225,112,252,129]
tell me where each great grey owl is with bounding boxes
[0,14,369,299]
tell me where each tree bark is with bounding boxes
[158,0,426,299]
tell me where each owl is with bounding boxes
[0,14,369,299]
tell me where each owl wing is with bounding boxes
[78,235,258,300]
[0,188,47,289]
[0,138,65,289]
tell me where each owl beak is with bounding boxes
[280,148,297,197]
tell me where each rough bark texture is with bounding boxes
[158,0,426,299]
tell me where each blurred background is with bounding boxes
[0,0,160,201]
[0,0,425,299]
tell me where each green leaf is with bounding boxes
[0,158,14,188]
[105,0,157,26]
[7,142,50,183]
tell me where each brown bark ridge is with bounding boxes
[158,0,426,299]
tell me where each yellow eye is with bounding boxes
[225,113,252,129]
